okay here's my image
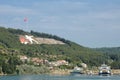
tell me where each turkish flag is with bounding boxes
[24,17,28,22]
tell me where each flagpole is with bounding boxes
[24,17,28,32]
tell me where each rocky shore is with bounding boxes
[50,69,120,75]
[0,69,120,76]
[50,69,71,75]
[112,69,120,75]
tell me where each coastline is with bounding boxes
[49,69,71,75]
[111,69,120,75]
[1,69,120,76]
[49,69,120,75]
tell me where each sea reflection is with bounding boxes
[0,74,120,80]
[19,75,32,80]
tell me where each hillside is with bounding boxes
[94,47,120,69]
[94,47,120,54]
[19,35,65,45]
[0,26,112,74]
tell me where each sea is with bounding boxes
[0,74,120,80]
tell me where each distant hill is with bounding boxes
[94,47,120,54]
[94,47,120,69]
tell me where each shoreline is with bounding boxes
[49,69,120,75]
[0,69,120,76]
[111,69,120,75]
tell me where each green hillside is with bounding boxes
[0,27,112,74]
[94,47,120,54]
[94,47,120,69]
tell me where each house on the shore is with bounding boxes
[19,55,28,62]
[49,60,68,67]
[31,58,43,65]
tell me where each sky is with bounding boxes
[0,0,120,48]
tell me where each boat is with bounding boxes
[98,64,111,75]
[70,66,84,75]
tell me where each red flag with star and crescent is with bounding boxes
[24,17,28,22]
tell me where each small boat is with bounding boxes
[98,64,111,75]
[70,66,84,75]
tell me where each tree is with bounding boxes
[2,63,16,74]
[111,61,120,69]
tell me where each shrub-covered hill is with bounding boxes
[94,47,120,55]
[94,47,120,69]
[0,27,109,74]
[0,27,115,74]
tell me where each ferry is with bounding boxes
[98,64,111,75]
[70,66,84,75]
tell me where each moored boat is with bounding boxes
[98,64,111,75]
[70,66,84,75]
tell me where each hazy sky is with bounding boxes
[0,0,120,48]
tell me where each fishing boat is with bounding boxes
[98,64,111,75]
[70,66,84,75]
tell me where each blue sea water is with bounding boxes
[0,74,120,80]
